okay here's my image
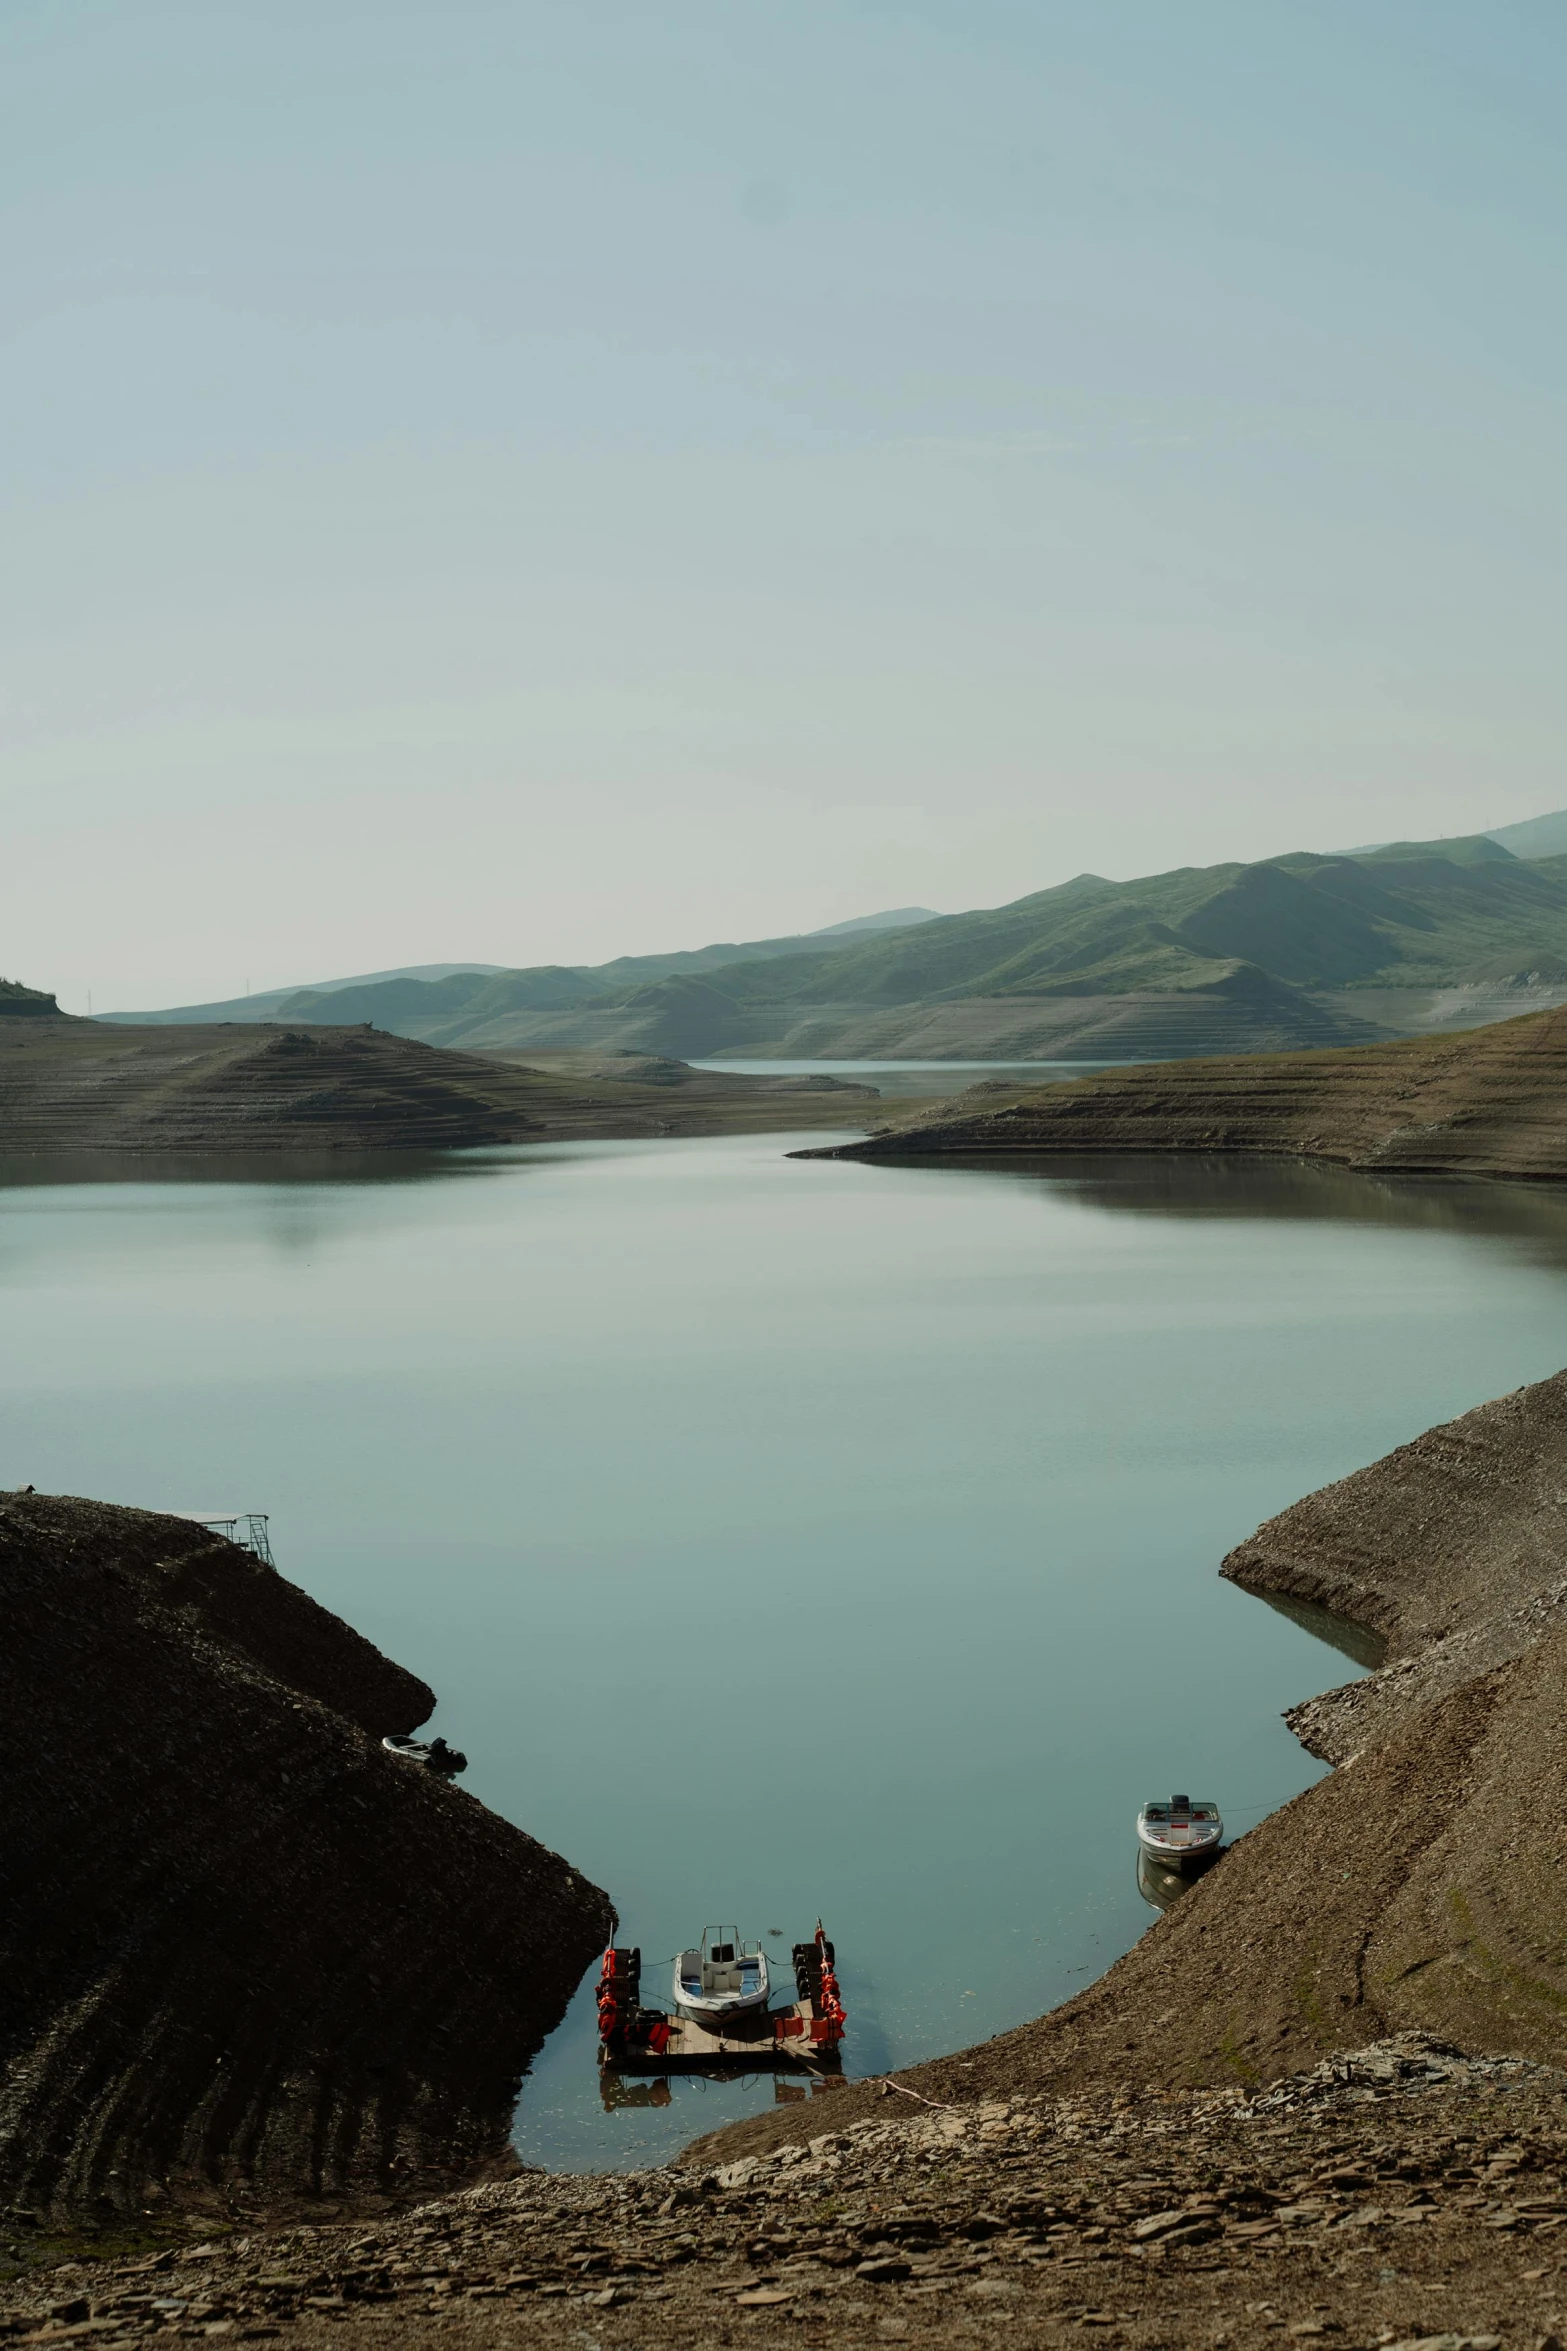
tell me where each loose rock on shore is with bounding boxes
[0,1496,613,2223]
[6,2035,1564,2349]
[0,1020,879,1156]
[804,1001,1567,1182]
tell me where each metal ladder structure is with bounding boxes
[179,1511,275,1566]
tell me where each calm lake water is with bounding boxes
[5,1136,1567,2169]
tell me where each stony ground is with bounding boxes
[1219,1365,1567,1769]
[0,1497,612,2218]
[0,1021,878,1156]
[812,1001,1567,1182]
[7,2038,1567,2351]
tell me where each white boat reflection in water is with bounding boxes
[1138,1846,1203,1911]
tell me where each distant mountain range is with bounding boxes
[87,823,1567,1065]
[804,906,942,939]
[1486,809,1567,859]
[100,960,512,1027]
[98,910,943,1030]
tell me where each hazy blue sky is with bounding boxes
[6,1,1567,1008]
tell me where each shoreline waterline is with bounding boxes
[7,1137,1567,2166]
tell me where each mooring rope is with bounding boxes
[867,2078,956,2111]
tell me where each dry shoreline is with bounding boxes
[7,2035,1566,2350]
[804,1000,1567,1182]
[0,1497,613,2227]
[0,1020,886,1154]
[1223,1369,1567,1765]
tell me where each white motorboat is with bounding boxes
[672,1927,771,2021]
[382,1732,467,1777]
[1136,1792,1222,1867]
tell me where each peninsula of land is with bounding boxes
[812,998,1567,1182]
[0,1013,878,1155]
[0,1495,613,2224]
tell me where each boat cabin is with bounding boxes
[1142,1796,1218,1827]
[678,1927,765,2006]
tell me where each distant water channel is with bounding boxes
[6,1137,1567,2169]
[695,1057,1131,1098]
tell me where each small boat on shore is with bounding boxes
[673,1927,770,2021]
[382,1733,467,1777]
[1136,1792,1222,1867]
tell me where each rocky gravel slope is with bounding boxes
[5,2036,1564,2350]
[0,1023,875,1154]
[0,1497,612,2223]
[809,1003,1567,1181]
[1222,1368,1567,1764]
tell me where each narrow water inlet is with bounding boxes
[4,1135,1567,2169]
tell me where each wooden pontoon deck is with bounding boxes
[605,1995,844,2075]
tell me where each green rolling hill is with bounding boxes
[250,834,1567,1062]
[0,979,63,1018]
[87,831,1567,1066]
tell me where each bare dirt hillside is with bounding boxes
[0,1020,877,1153]
[1224,1367,1567,1763]
[0,1496,612,2223]
[6,2035,1564,2351]
[813,1001,1567,1180]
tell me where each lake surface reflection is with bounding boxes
[4,1138,1567,2168]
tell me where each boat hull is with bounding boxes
[671,1981,772,2023]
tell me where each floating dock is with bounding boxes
[597,1925,846,2074]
